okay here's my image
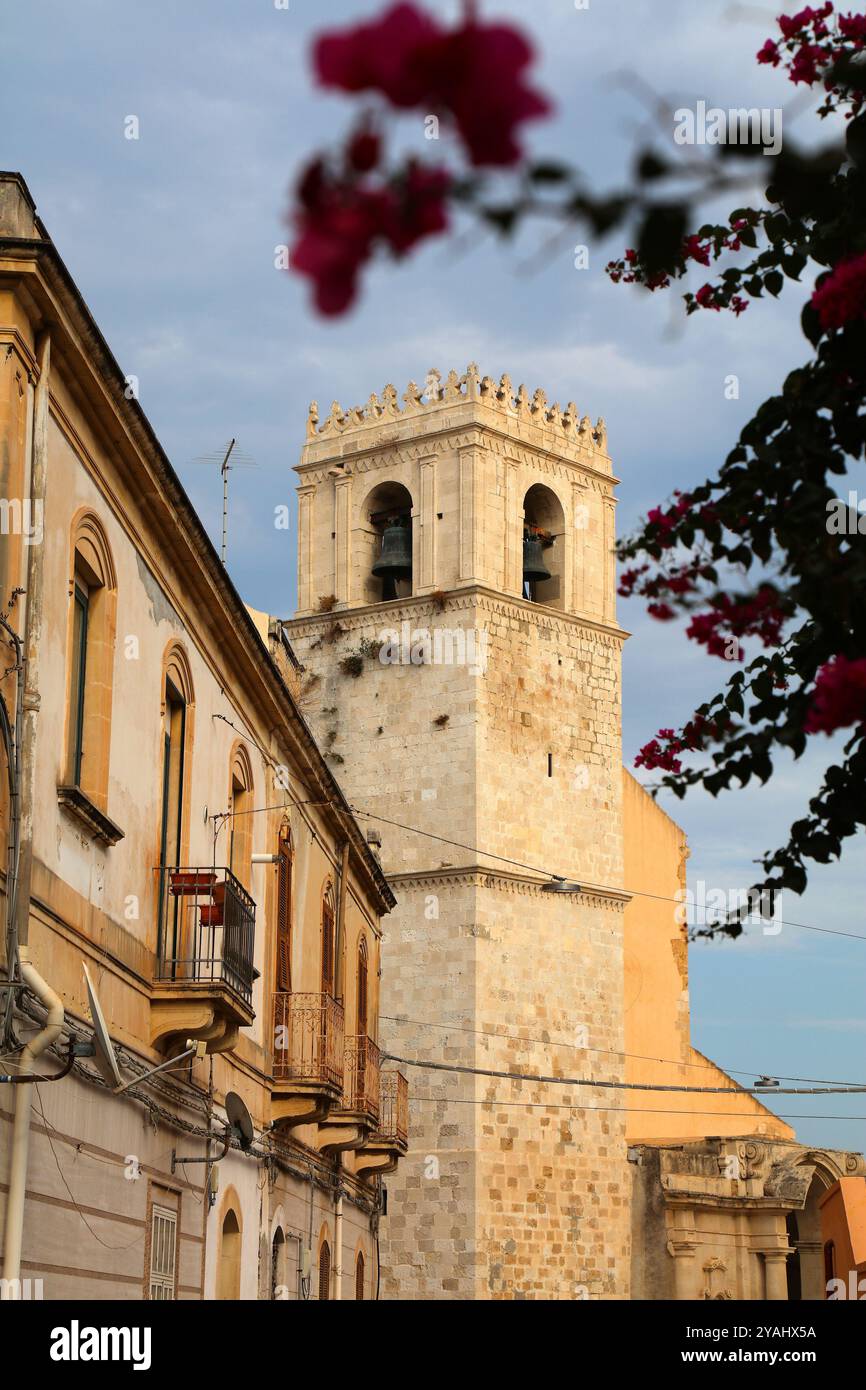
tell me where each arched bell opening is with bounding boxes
[522,483,565,608]
[360,481,414,604]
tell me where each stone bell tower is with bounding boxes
[283,364,631,1299]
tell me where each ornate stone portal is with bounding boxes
[630,1138,866,1300]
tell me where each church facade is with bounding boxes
[281,365,866,1301]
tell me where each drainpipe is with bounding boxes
[334,1181,343,1302]
[13,331,50,958]
[1,612,23,1008]
[1,945,64,1293]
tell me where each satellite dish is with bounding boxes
[83,963,122,1089]
[225,1091,255,1151]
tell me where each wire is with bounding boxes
[348,807,866,942]
[383,1052,866,1097]
[379,1013,865,1088]
[408,1094,866,1121]
[34,1087,146,1252]
[209,794,866,942]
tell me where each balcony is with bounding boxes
[271,991,345,1128]
[150,867,256,1054]
[357,1071,409,1179]
[317,1035,382,1155]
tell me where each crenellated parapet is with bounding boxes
[304,362,608,456]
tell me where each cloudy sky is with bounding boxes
[6,0,864,1150]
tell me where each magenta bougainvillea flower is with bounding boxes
[290,159,450,315]
[811,252,866,330]
[313,2,550,167]
[804,656,866,733]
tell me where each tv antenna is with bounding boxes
[188,438,257,566]
[83,963,206,1094]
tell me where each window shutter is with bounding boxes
[276,838,292,992]
[355,1251,365,1301]
[319,1241,331,1301]
[321,899,335,995]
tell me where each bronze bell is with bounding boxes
[372,521,412,582]
[522,532,552,585]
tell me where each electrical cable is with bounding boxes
[348,807,866,942]
[210,795,866,942]
[408,1094,866,1121]
[382,1051,866,1097]
[34,1086,146,1251]
[379,1013,865,1088]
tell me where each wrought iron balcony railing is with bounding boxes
[375,1069,409,1146]
[154,867,256,1007]
[272,991,345,1092]
[337,1035,381,1123]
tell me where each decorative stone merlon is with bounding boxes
[305,363,608,455]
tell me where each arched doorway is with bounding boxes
[786,1171,831,1301]
[271,1227,287,1300]
[217,1207,242,1300]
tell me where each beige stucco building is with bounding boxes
[0,172,406,1302]
[279,364,865,1301]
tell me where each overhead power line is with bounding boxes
[382,1052,866,1098]
[348,807,866,942]
[409,1095,866,1122]
[379,1013,865,1089]
[212,790,864,942]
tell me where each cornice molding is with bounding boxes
[285,585,628,647]
[298,422,618,496]
[383,865,629,912]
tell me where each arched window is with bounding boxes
[275,824,293,994]
[228,745,254,889]
[522,483,565,609]
[321,884,337,997]
[355,1250,365,1301]
[158,646,193,882]
[63,511,117,811]
[318,1239,331,1302]
[217,1207,242,1301]
[360,481,414,604]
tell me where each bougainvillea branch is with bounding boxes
[289,2,866,926]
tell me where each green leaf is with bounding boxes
[636,151,670,182]
[782,251,806,280]
[846,112,866,167]
[637,204,689,275]
[528,161,571,184]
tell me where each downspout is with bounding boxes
[1,945,64,1292]
[334,1179,343,1302]
[13,331,50,958]
[0,616,23,1015]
